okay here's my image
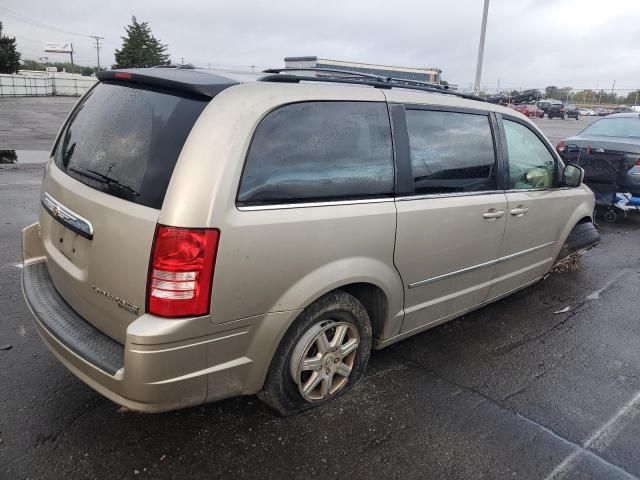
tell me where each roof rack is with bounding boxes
[260,67,484,102]
[151,64,196,70]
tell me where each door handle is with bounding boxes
[510,207,529,216]
[483,209,505,220]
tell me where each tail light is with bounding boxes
[556,140,566,153]
[147,225,220,318]
[114,72,133,80]
[635,158,640,166]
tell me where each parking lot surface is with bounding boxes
[1,99,638,479]
[0,96,77,150]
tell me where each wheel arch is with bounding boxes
[553,195,596,261]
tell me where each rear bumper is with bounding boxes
[22,223,300,412]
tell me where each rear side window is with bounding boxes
[53,81,208,209]
[405,109,497,195]
[237,101,393,205]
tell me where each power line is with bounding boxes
[0,6,93,38]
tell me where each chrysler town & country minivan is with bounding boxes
[22,67,599,415]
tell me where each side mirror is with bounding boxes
[563,163,584,188]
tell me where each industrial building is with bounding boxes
[284,56,442,84]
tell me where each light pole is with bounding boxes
[473,0,490,95]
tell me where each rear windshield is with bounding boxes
[580,117,640,138]
[53,81,208,209]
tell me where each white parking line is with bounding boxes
[544,390,640,480]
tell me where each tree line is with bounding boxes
[1,16,640,106]
[0,16,170,74]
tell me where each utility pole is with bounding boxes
[70,43,74,67]
[611,80,616,104]
[473,0,490,95]
[635,91,639,106]
[90,36,103,70]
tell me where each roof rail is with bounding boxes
[151,64,196,70]
[260,67,484,102]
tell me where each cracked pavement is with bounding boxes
[1,99,640,479]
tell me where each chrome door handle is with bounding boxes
[483,210,505,220]
[510,207,529,216]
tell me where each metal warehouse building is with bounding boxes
[284,56,442,84]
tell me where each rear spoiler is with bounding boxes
[97,68,238,98]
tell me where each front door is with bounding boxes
[489,116,569,300]
[393,106,507,334]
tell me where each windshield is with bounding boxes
[580,117,640,138]
[53,81,208,209]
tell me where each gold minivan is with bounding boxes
[22,67,598,415]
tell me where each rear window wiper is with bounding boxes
[69,166,139,196]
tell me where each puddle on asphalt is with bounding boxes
[0,150,49,164]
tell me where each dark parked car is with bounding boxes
[549,104,580,120]
[557,113,640,196]
[486,93,509,105]
[510,89,541,104]
[487,90,541,105]
[536,101,553,116]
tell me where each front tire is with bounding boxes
[556,221,601,263]
[260,290,372,416]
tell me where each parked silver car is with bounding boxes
[22,67,598,415]
[557,113,640,196]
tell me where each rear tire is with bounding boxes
[259,290,372,416]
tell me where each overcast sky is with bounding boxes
[2,0,639,92]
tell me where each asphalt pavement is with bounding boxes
[1,98,639,480]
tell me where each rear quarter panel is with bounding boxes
[160,83,405,334]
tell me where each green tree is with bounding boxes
[545,85,559,99]
[113,16,170,68]
[0,22,21,74]
[625,90,640,106]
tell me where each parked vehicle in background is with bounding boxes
[578,108,592,116]
[595,108,611,116]
[557,113,640,197]
[21,67,599,415]
[512,104,543,118]
[564,104,580,119]
[548,104,579,120]
[537,101,553,116]
[486,93,509,105]
[511,89,542,104]
[537,100,566,117]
